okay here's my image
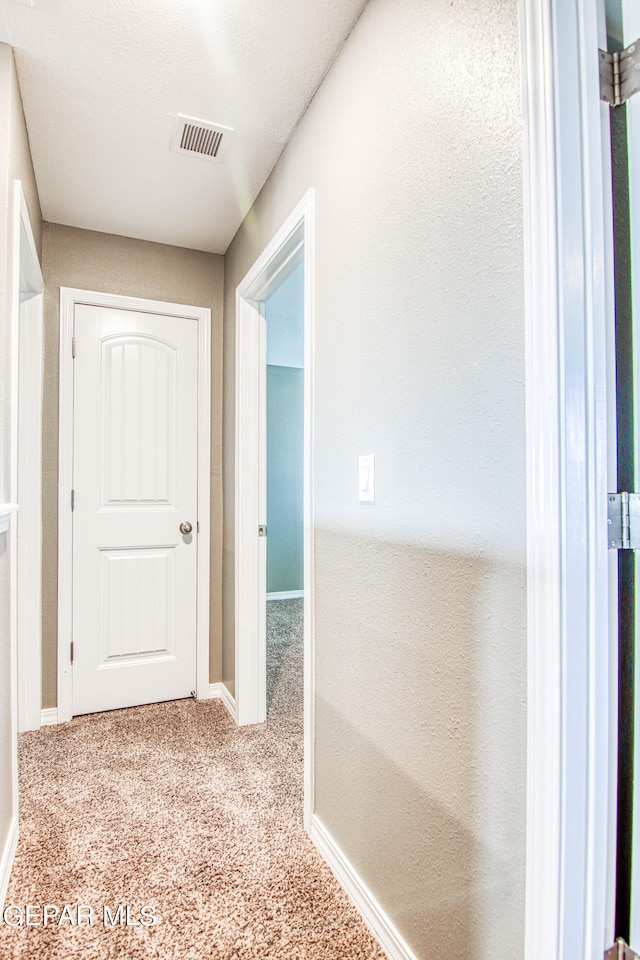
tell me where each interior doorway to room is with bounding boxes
[264,262,304,716]
[235,190,314,827]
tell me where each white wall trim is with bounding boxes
[310,815,418,960]
[12,181,44,734]
[0,816,18,913]
[57,289,211,722]
[235,189,315,832]
[520,0,612,958]
[207,682,237,721]
[40,708,59,726]
[266,590,304,601]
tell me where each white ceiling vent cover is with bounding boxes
[171,115,233,162]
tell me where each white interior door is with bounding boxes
[71,303,199,715]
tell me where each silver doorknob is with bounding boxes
[180,521,193,535]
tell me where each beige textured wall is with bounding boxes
[41,224,224,708]
[0,43,42,889]
[222,0,526,957]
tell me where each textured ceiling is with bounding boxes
[0,0,367,253]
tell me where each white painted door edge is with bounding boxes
[266,590,304,601]
[57,289,211,723]
[520,1,613,958]
[309,815,418,960]
[12,181,44,735]
[234,188,315,833]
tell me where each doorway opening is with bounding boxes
[264,259,304,716]
[235,190,315,829]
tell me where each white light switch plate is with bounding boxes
[359,454,375,503]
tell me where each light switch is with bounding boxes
[359,454,375,503]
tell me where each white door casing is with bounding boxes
[4,180,43,911]
[12,181,44,734]
[235,190,315,832]
[58,290,211,721]
[520,1,613,959]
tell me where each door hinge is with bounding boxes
[605,938,640,960]
[71,489,75,512]
[70,642,74,664]
[197,521,200,533]
[608,492,640,548]
[600,41,640,106]
[258,524,267,537]
[72,336,76,358]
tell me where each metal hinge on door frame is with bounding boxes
[70,642,74,664]
[608,492,640,548]
[605,938,640,960]
[600,40,640,106]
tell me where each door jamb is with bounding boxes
[520,0,613,957]
[11,181,44,734]
[234,189,315,831]
[621,0,640,946]
[57,288,211,723]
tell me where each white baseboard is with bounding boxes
[309,815,418,960]
[40,708,59,726]
[266,590,304,601]
[0,816,18,912]
[207,683,237,722]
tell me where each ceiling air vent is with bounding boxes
[171,115,233,162]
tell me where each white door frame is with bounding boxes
[57,288,211,723]
[3,181,43,907]
[11,181,44,733]
[520,0,614,958]
[622,0,640,946]
[235,189,315,830]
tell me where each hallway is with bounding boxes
[0,0,534,955]
[0,601,383,959]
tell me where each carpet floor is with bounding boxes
[0,600,386,959]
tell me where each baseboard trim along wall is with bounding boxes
[0,816,18,911]
[266,590,304,601]
[42,696,237,727]
[309,815,419,960]
[207,683,237,722]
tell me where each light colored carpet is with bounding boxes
[0,599,386,959]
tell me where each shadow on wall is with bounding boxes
[313,529,526,959]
